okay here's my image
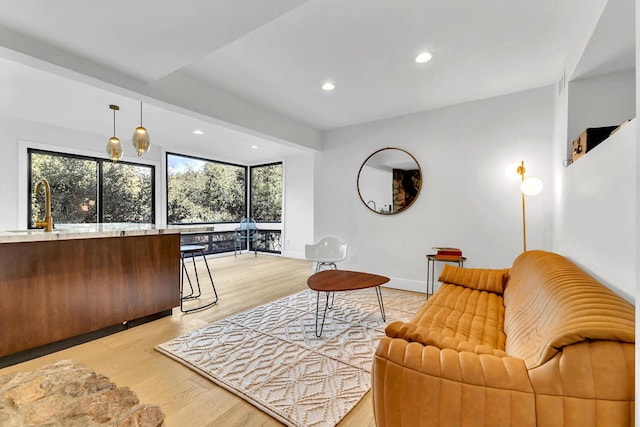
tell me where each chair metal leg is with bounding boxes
[315,262,337,273]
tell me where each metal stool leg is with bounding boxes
[199,251,218,304]
[180,246,219,313]
[180,252,195,299]
[189,252,203,299]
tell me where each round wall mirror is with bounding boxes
[357,147,422,215]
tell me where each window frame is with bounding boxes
[249,161,283,223]
[165,151,248,225]
[27,148,156,227]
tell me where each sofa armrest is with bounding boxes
[372,337,535,427]
[529,340,635,426]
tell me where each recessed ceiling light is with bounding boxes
[415,51,433,64]
[251,145,259,149]
[192,130,204,135]
[321,82,335,91]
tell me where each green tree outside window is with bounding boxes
[29,149,154,226]
[250,163,282,222]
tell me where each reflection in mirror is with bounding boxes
[357,147,421,215]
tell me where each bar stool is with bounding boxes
[180,245,218,313]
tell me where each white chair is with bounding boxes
[305,237,348,273]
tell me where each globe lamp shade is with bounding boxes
[132,126,150,156]
[106,136,123,162]
[521,177,543,196]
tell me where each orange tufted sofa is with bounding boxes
[372,250,635,426]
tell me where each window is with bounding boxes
[102,162,154,223]
[29,149,155,226]
[250,162,282,222]
[250,162,283,254]
[166,153,246,224]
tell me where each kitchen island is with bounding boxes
[0,223,212,364]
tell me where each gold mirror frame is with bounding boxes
[357,147,422,215]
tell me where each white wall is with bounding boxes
[316,87,555,293]
[567,69,635,149]
[554,119,636,301]
[0,116,23,230]
[282,153,315,259]
[549,3,637,302]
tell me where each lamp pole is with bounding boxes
[518,161,527,253]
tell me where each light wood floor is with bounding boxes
[0,254,377,427]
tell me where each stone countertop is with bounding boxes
[0,223,215,243]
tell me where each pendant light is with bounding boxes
[132,101,150,156]
[106,104,123,162]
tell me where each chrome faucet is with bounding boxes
[34,179,53,232]
[367,200,377,210]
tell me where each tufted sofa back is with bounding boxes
[503,250,635,369]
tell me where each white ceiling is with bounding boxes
[0,0,634,164]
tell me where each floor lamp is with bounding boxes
[507,161,543,252]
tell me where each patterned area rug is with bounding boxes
[155,288,425,427]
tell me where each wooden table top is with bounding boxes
[307,270,390,292]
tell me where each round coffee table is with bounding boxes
[307,270,390,337]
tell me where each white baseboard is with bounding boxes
[282,250,306,260]
[382,277,428,294]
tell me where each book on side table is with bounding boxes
[432,246,463,261]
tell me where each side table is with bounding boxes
[425,254,466,297]
[307,270,389,337]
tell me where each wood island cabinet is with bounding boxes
[0,233,180,358]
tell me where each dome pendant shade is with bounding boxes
[106,136,123,162]
[132,101,150,156]
[132,126,150,156]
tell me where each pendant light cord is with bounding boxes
[109,105,119,138]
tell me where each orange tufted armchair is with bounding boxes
[372,250,635,427]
